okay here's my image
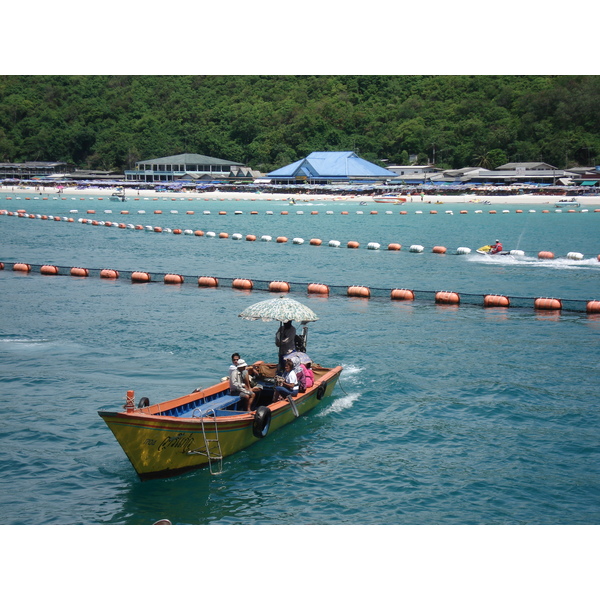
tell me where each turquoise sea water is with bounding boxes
[1,193,599,526]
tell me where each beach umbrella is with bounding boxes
[238,296,318,323]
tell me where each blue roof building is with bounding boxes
[266,151,396,184]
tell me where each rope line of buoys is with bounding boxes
[1,209,598,259]
[3,261,598,314]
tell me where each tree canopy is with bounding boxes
[1,75,598,172]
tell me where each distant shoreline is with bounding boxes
[2,185,600,206]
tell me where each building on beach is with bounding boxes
[264,151,397,184]
[124,153,248,183]
[0,161,72,180]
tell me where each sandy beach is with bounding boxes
[3,185,600,206]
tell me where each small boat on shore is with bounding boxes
[555,199,580,208]
[110,188,126,202]
[373,195,407,204]
[98,361,342,479]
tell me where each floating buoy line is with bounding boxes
[2,261,598,314]
[1,209,598,260]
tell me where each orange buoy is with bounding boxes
[219,211,227,215]
[567,209,576,213]
[41,215,48,220]
[246,234,256,241]
[538,251,555,260]
[40,265,59,275]
[489,210,497,214]
[347,241,360,249]
[586,300,600,313]
[70,267,89,277]
[460,210,468,214]
[309,239,322,246]
[13,263,31,272]
[370,211,378,215]
[219,232,229,238]
[118,223,126,228]
[29,214,36,219]
[280,211,288,215]
[154,210,162,214]
[250,211,258,215]
[87,210,95,214]
[120,210,129,214]
[534,297,562,311]
[276,236,288,243]
[173,229,182,235]
[391,288,415,301]
[153,226,163,233]
[347,286,370,298]
[515,209,523,213]
[104,221,113,227]
[484,294,510,307]
[430,210,437,214]
[432,246,447,254]
[435,291,460,305]
[341,211,349,215]
[194,230,204,236]
[91,220,99,226]
[542,210,550,213]
[135,225,144,230]
[186,211,194,215]
[100,269,119,279]
[387,243,402,251]
[198,276,218,287]
[307,283,330,295]
[399,211,408,215]
[0,262,3,270]
[269,281,290,293]
[311,211,319,215]
[164,273,184,284]
[232,278,253,290]
[131,271,151,283]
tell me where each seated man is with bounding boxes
[228,359,255,411]
[273,359,299,403]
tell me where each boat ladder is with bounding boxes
[187,408,223,475]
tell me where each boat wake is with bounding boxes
[468,254,600,270]
[320,392,359,416]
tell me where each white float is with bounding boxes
[456,247,471,254]
[328,240,341,247]
[293,238,304,244]
[567,252,584,260]
[409,245,424,253]
[231,233,243,240]
[184,229,194,235]
[205,231,216,237]
[261,235,272,242]
[367,242,381,250]
[509,250,525,256]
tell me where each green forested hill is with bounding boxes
[1,75,599,172]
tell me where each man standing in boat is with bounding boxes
[275,320,296,370]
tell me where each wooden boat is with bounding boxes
[98,361,342,479]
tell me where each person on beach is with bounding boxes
[490,240,503,254]
[275,320,296,370]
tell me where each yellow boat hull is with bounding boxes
[99,365,342,479]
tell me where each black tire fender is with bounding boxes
[138,397,150,408]
[252,406,272,438]
[316,382,327,400]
